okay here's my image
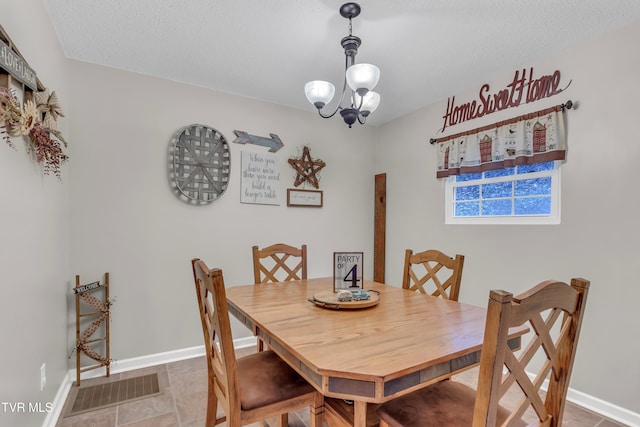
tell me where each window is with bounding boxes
[445,161,560,224]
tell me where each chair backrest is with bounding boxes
[472,278,590,427]
[191,258,241,425]
[252,243,307,284]
[402,249,465,301]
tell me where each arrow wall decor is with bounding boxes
[232,130,284,153]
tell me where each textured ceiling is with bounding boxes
[43,0,640,126]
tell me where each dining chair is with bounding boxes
[252,243,307,284]
[252,243,308,351]
[191,258,323,427]
[402,249,465,301]
[376,277,590,427]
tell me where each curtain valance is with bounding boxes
[435,104,566,178]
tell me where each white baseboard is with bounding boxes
[42,337,256,427]
[566,387,640,427]
[43,336,639,427]
[41,371,73,427]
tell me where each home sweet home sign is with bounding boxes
[440,67,570,133]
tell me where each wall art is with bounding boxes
[0,24,69,178]
[170,124,230,204]
[288,145,326,189]
[240,150,281,205]
[287,188,323,207]
[439,67,571,133]
[232,130,284,152]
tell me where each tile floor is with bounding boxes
[55,347,629,427]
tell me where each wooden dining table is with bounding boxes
[226,277,523,427]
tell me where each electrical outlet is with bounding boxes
[40,363,46,391]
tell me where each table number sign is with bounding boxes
[333,252,364,292]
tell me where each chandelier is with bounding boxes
[304,2,380,128]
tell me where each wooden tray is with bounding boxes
[308,290,379,310]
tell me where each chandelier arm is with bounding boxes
[316,55,351,119]
[357,115,366,125]
[317,107,341,119]
[316,81,347,118]
[339,54,352,107]
[354,92,364,110]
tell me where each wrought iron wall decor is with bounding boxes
[438,67,572,134]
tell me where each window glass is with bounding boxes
[514,197,552,215]
[485,167,514,178]
[455,185,479,201]
[482,182,512,198]
[456,173,482,182]
[482,199,512,216]
[455,201,480,216]
[517,162,554,174]
[445,161,560,224]
[514,177,551,196]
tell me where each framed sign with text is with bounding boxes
[333,252,363,292]
[240,150,281,205]
[287,189,323,207]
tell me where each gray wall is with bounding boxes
[374,20,640,415]
[0,1,70,427]
[66,60,376,361]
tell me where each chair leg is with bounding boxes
[257,338,265,352]
[309,392,324,427]
[205,382,218,427]
[277,413,288,426]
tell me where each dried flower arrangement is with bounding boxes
[0,87,68,177]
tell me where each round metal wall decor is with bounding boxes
[170,124,230,204]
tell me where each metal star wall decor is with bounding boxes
[288,146,326,189]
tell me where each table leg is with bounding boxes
[353,400,367,427]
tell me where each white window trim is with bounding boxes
[444,162,561,225]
